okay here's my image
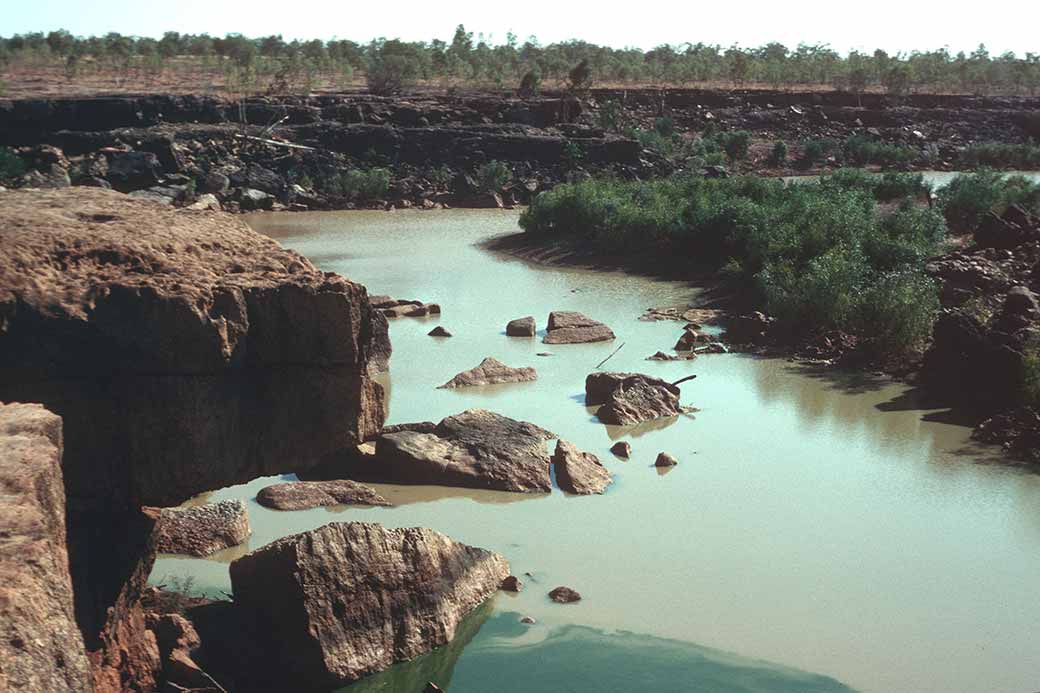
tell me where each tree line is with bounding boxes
[2,25,1039,96]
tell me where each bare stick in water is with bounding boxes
[671,374,698,387]
[595,342,626,369]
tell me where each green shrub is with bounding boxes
[475,160,511,193]
[596,100,626,133]
[798,139,839,168]
[654,117,675,138]
[1021,338,1040,407]
[769,141,788,166]
[958,142,1040,169]
[718,130,751,160]
[938,170,1040,233]
[843,135,917,168]
[0,147,25,182]
[326,168,391,199]
[520,172,944,357]
[819,169,932,202]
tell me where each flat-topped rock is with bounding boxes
[152,499,251,557]
[543,311,615,344]
[229,522,509,689]
[552,439,613,494]
[438,357,537,388]
[256,480,390,511]
[506,316,536,337]
[350,409,555,492]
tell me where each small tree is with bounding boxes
[475,160,512,193]
[518,69,540,98]
[568,59,592,94]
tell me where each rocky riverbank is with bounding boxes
[0,187,387,691]
[2,88,1038,214]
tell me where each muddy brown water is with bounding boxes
[151,209,1040,693]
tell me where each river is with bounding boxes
[151,209,1040,693]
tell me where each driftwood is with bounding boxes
[594,342,625,369]
[670,374,698,387]
[233,133,315,151]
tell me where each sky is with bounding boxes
[3,0,1036,56]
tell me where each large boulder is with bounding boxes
[229,522,509,689]
[0,403,93,692]
[256,480,390,510]
[152,499,251,557]
[506,316,536,337]
[551,439,612,494]
[0,188,385,687]
[105,151,163,192]
[346,409,555,492]
[543,311,615,344]
[438,357,537,388]
[585,372,684,426]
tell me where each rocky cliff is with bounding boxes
[0,187,386,690]
[0,402,93,692]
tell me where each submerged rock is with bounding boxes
[256,480,390,511]
[610,441,633,458]
[552,439,613,494]
[501,575,523,592]
[543,311,615,344]
[506,316,536,337]
[655,452,679,467]
[438,357,537,388]
[647,350,696,361]
[586,372,685,426]
[548,586,582,603]
[357,409,555,492]
[152,500,251,557]
[229,522,509,689]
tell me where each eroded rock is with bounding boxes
[229,522,508,689]
[153,500,251,557]
[428,326,453,337]
[0,403,93,692]
[438,357,537,388]
[593,374,685,426]
[655,452,679,467]
[548,586,582,603]
[350,409,555,492]
[552,439,613,494]
[543,311,615,344]
[610,441,632,458]
[256,480,390,511]
[506,316,536,337]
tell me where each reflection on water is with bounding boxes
[146,209,1040,693]
[346,609,854,693]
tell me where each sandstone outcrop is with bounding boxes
[256,480,390,510]
[0,403,93,693]
[343,409,555,492]
[229,522,508,689]
[585,372,686,426]
[548,586,582,603]
[152,500,251,557]
[552,439,613,494]
[438,357,537,388]
[0,188,385,690]
[543,311,615,344]
[506,316,536,337]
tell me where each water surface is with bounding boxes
[153,210,1040,693]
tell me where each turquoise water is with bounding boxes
[151,209,1040,693]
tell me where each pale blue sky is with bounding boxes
[3,0,1035,55]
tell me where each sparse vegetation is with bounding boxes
[0,147,25,183]
[937,170,1040,232]
[957,142,1040,169]
[475,160,511,193]
[324,168,391,200]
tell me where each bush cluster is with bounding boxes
[324,168,391,200]
[0,147,25,182]
[937,170,1040,232]
[958,142,1040,169]
[475,160,511,193]
[520,172,945,356]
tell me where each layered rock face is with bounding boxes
[0,403,92,693]
[0,188,386,689]
[228,522,508,690]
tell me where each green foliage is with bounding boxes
[958,141,1040,169]
[798,138,839,168]
[717,130,751,160]
[325,168,391,200]
[366,40,422,95]
[819,169,932,202]
[0,147,25,182]
[843,135,917,167]
[769,141,788,166]
[520,173,945,356]
[475,160,511,193]
[596,100,627,134]
[938,170,1040,232]
[654,117,675,138]
[1021,338,1040,407]
[518,69,541,97]
[562,140,585,166]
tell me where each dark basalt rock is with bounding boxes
[548,586,582,603]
